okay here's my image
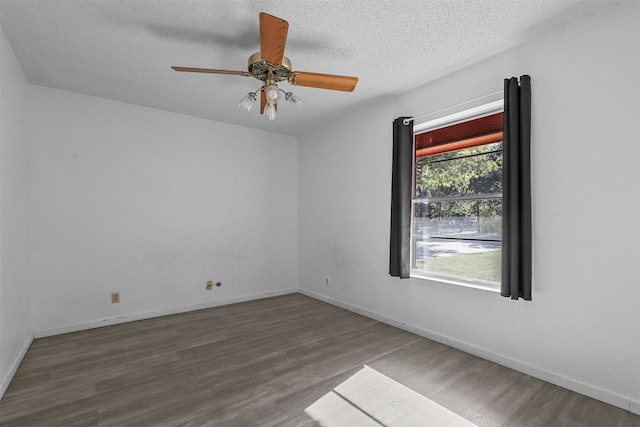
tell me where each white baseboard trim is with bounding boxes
[35,288,297,339]
[0,330,34,400]
[298,288,640,415]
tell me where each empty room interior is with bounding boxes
[1,1,639,426]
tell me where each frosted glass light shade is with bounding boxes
[238,92,257,112]
[285,92,304,108]
[264,103,276,120]
[266,84,279,101]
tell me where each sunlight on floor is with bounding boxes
[304,365,476,426]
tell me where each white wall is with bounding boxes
[0,26,32,396]
[298,2,640,413]
[28,86,298,335]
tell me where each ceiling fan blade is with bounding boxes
[260,12,289,65]
[260,90,266,114]
[289,72,358,92]
[171,66,250,76]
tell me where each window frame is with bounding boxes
[410,100,504,292]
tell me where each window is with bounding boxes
[410,102,504,289]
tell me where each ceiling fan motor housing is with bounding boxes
[248,52,292,83]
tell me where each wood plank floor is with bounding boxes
[1,294,638,426]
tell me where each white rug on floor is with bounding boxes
[305,365,476,426]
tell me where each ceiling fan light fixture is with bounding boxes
[238,91,257,112]
[264,103,276,120]
[265,83,279,101]
[284,91,304,108]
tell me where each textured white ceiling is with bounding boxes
[0,0,620,136]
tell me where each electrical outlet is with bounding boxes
[216,282,221,287]
[206,281,213,290]
[111,292,120,303]
[325,277,329,286]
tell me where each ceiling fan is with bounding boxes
[172,12,359,120]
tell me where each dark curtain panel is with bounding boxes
[501,75,532,300]
[389,117,413,278]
